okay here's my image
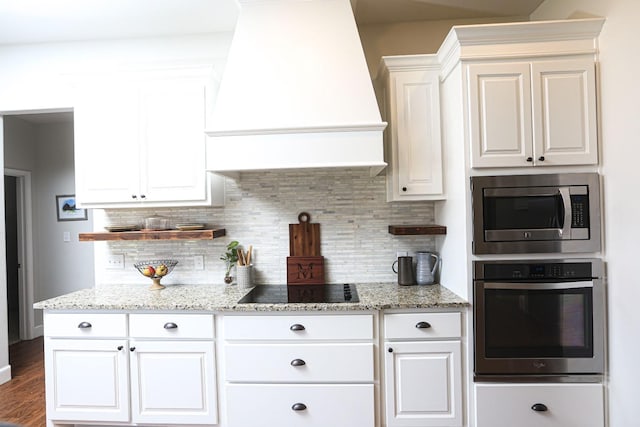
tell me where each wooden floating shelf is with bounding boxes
[388,225,447,236]
[79,228,226,242]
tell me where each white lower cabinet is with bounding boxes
[45,338,129,423]
[475,383,604,427]
[222,313,376,427]
[129,340,217,424]
[383,312,463,427]
[44,312,217,426]
[43,309,477,426]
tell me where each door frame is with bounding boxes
[4,168,36,340]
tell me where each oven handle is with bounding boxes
[483,281,594,290]
[559,187,572,237]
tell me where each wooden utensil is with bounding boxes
[289,212,321,257]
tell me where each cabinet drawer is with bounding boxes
[384,312,461,340]
[475,383,604,427]
[44,313,127,338]
[129,313,214,339]
[224,314,373,341]
[226,384,374,427]
[225,343,373,383]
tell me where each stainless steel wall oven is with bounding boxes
[471,173,601,254]
[473,259,605,382]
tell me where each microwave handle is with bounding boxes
[559,187,572,237]
[483,281,594,290]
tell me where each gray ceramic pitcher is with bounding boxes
[415,252,439,285]
[392,256,415,286]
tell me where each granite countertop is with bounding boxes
[33,282,468,312]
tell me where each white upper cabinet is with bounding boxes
[437,18,604,171]
[73,67,224,208]
[377,55,444,201]
[468,57,597,168]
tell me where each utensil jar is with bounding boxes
[237,265,253,289]
[415,252,439,285]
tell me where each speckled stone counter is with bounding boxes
[33,282,468,312]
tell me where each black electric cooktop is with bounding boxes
[238,284,359,304]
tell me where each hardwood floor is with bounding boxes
[0,337,46,426]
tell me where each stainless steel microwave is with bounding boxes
[471,173,601,254]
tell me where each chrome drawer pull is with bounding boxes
[415,321,431,329]
[163,322,178,329]
[291,359,306,367]
[531,403,548,412]
[291,403,307,411]
[78,321,92,329]
[290,324,305,331]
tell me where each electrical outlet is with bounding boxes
[107,254,125,269]
[193,255,205,271]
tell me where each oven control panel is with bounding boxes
[479,262,594,280]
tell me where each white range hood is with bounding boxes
[206,0,387,176]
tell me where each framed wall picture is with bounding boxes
[56,194,87,221]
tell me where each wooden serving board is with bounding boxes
[289,212,321,257]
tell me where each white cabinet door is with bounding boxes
[385,341,462,427]
[129,340,218,425]
[468,62,533,168]
[139,78,208,203]
[531,58,598,166]
[226,384,375,427]
[379,56,444,201]
[45,338,129,423]
[74,82,141,205]
[475,383,604,427]
[391,69,443,199]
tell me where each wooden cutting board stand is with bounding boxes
[287,212,325,285]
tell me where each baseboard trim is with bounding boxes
[32,324,44,339]
[0,363,12,385]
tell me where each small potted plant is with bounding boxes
[220,240,240,284]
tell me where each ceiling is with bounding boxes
[0,0,545,45]
[354,0,544,24]
[1,0,544,124]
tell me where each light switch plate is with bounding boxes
[107,254,125,269]
[194,255,205,270]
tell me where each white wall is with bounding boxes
[35,121,96,321]
[358,16,527,77]
[0,33,233,112]
[530,2,639,426]
[3,118,37,171]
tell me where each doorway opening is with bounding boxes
[4,169,35,344]
[5,175,18,344]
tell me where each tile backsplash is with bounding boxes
[95,169,438,286]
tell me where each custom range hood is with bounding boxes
[206,0,387,175]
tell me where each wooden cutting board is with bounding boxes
[289,212,321,257]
